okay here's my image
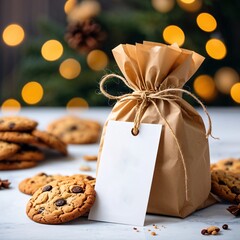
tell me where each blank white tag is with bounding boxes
[88,120,162,226]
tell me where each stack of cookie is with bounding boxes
[211,158,240,204]
[19,172,96,224]
[47,116,101,144]
[0,116,68,170]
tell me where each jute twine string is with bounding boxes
[100,73,216,201]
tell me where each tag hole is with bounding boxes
[131,128,139,136]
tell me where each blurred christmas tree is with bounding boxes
[6,0,240,107]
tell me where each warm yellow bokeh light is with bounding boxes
[193,75,216,101]
[67,0,101,22]
[205,39,227,60]
[59,58,81,80]
[230,83,240,104]
[87,50,108,71]
[41,40,63,61]
[163,25,185,46]
[179,0,195,3]
[2,24,25,46]
[197,13,217,32]
[177,0,202,12]
[66,97,89,111]
[21,81,44,105]
[214,67,239,94]
[1,99,21,114]
[64,0,77,14]
[152,0,175,13]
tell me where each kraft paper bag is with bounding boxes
[98,42,215,218]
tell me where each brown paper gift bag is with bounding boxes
[98,42,215,218]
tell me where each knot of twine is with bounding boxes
[100,73,216,201]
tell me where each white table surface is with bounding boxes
[0,107,239,240]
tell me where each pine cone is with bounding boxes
[0,179,11,189]
[65,19,106,54]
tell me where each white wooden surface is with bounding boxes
[0,107,239,240]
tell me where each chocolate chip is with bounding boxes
[30,180,35,184]
[38,207,45,214]
[68,125,77,131]
[38,172,48,177]
[224,161,233,166]
[231,186,240,194]
[222,224,228,230]
[227,205,240,216]
[201,229,208,235]
[55,198,66,206]
[86,176,95,180]
[42,185,52,192]
[0,120,4,124]
[72,186,84,193]
[218,180,225,185]
[8,122,16,129]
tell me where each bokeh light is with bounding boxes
[2,24,25,46]
[67,0,101,22]
[193,75,217,101]
[230,83,240,104]
[66,97,89,112]
[41,40,63,61]
[205,39,227,60]
[180,0,195,3]
[196,13,217,32]
[163,25,185,46]
[152,0,175,13]
[21,81,44,105]
[177,0,202,12]
[214,67,239,94]
[59,58,81,80]
[64,0,77,14]
[1,99,21,115]
[87,50,108,71]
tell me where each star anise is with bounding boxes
[0,178,11,189]
[227,204,240,216]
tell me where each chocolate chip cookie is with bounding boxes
[31,130,68,155]
[0,160,37,170]
[19,173,96,195]
[19,172,64,195]
[26,179,96,224]
[0,116,38,132]
[0,140,21,160]
[211,158,240,173]
[47,116,101,144]
[8,145,45,162]
[0,132,39,145]
[211,170,240,203]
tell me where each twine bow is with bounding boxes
[100,73,215,201]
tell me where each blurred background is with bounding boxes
[0,0,240,111]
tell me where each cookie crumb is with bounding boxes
[133,227,137,230]
[0,179,11,189]
[203,226,220,235]
[151,231,157,236]
[83,155,97,161]
[208,226,220,235]
[79,165,92,171]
